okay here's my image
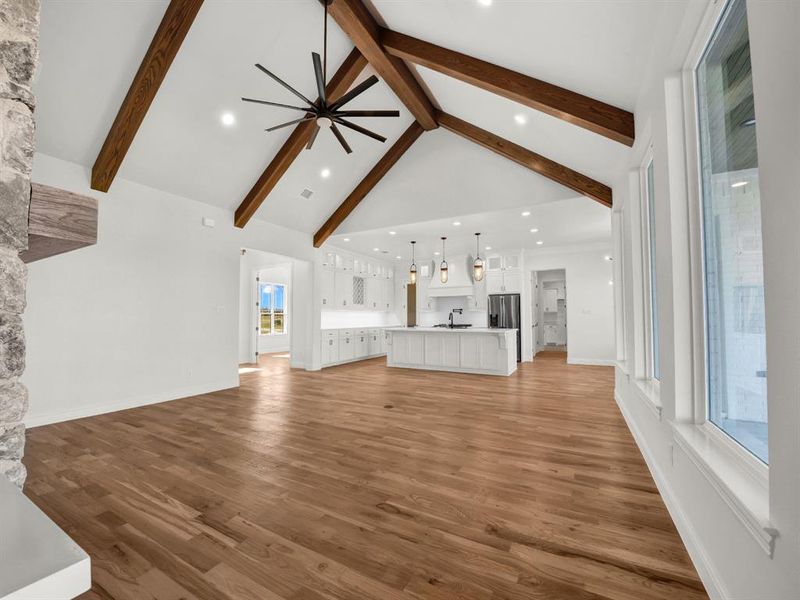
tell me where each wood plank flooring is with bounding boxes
[23,352,707,600]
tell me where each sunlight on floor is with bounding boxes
[238,366,262,374]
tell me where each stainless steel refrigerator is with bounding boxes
[488,294,521,362]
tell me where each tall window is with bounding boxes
[259,282,286,335]
[696,0,767,463]
[642,153,661,381]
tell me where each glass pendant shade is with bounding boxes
[473,233,484,282]
[439,237,448,283]
[473,257,484,282]
[409,241,417,284]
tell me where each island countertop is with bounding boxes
[385,327,517,376]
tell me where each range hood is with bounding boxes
[428,254,476,297]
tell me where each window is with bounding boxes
[696,0,767,463]
[641,150,661,381]
[259,282,286,335]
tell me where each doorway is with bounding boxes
[239,248,300,370]
[534,269,567,353]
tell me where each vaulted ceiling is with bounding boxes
[34,0,690,250]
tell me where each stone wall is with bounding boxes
[0,0,39,488]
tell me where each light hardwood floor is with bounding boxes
[23,352,707,600]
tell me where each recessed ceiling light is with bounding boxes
[373,247,380,252]
[221,112,236,126]
[530,228,539,233]
[514,114,527,125]
[389,231,397,235]
[609,280,614,285]
[731,181,747,188]
[521,211,530,217]
[485,246,492,251]
[604,255,613,261]
[536,240,544,245]
[478,0,492,6]
[320,168,331,179]
[434,251,440,256]
[395,255,402,260]
[343,238,350,242]
[452,221,461,226]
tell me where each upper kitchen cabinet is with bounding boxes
[486,252,522,272]
[485,251,523,295]
[321,246,396,313]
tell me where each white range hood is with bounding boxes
[427,254,476,297]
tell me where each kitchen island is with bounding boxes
[385,327,517,376]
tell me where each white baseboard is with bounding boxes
[614,389,728,600]
[567,357,616,366]
[24,377,239,429]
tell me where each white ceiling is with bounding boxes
[33,0,687,244]
[329,195,612,263]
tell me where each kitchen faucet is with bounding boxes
[449,308,463,328]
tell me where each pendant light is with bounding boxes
[409,241,417,285]
[473,233,485,282]
[440,237,449,284]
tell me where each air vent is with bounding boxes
[300,188,314,199]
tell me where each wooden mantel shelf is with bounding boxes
[20,183,98,264]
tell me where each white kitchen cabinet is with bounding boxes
[486,271,522,295]
[382,279,394,311]
[381,328,389,353]
[320,269,335,309]
[503,254,521,271]
[368,328,382,355]
[486,255,503,272]
[486,253,521,273]
[391,332,424,364]
[321,331,339,365]
[334,271,353,308]
[322,251,336,269]
[424,334,460,367]
[352,276,366,308]
[543,289,559,313]
[467,278,487,311]
[460,334,500,371]
[354,329,369,358]
[365,277,382,310]
[335,253,354,272]
[338,330,355,361]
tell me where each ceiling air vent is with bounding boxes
[300,188,314,199]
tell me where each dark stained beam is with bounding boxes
[437,111,612,207]
[314,121,425,247]
[326,0,438,130]
[382,29,635,147]
[234,48,368,228]
[91,0,205,192]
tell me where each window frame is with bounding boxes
[258,280,288,337]
[680,0,769,483]
[638,145,661,385]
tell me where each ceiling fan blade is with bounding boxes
[254,63,314,107]
[333,110,400,118]
[265,116,316,132]
[241,97,315,112]
[330,123,353,154]
[312,52,327,106]
[333,117,387,143]
[329,75,379,110]
[306,124,320,150]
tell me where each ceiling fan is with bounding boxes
[241,0,399,154]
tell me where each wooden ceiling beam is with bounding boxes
[326,0,438,131]
[91,0,205,192]
[314,121,425,247]
[382,29,635,147]
[234,48,368,228]
[437,111,612,207]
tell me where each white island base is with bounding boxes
[385,327,517,376]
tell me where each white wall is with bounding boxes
[523,246,615,365]
[24,154,317,427]
[613,1,800,598]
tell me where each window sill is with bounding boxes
[633,377,662,420]
[671,422,776,557]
